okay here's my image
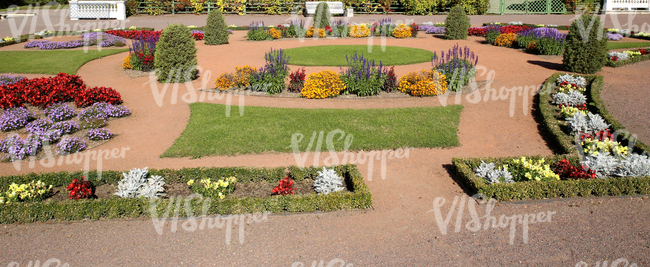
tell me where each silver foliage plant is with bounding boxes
[114,167,166,199]
[313,167,345,195]
[582,152,620,179]
[566,112,609,135]
[556,73,587,88]
[552,90,586,106]
[475,161,514,184]
[614,153,650,177]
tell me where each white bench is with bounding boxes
[69,0,126,20]
[603,0,650,13]
[305,1,345,16]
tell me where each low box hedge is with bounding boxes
[0,164,372,224]
[452,155,650,201]
[453,72,650,201]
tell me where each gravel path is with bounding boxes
[0,24,649,267]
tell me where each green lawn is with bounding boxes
[283,45,435,66]
[607,42,650,50]
[0,49,128,75]
[162,103,464,157]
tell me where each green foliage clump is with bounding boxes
[563,15,608,74]
[204,10,229,45]
[484,30,499,45]
[314,2,331,29]
[247,28,272,41]
[154,24,198,83]
[399,0,436,15]
[125,0,139,17]
[445,6,470,40]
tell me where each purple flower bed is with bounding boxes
[606,32,623,41]
[420,25,445,34]
[87,128,113,141]
[51,120,80,134]
[56,137,87,155]
[0,135,21,153]
[33,129,63,144]
[1,134,41,161]
[0,75,26,86]
[1,107,35,131]
[44,103,76,122]
[23,32,126,50]
[526,27,567,40]
[25,118,52,133]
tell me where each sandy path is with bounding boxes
[1,31,649,266]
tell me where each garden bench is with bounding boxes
[304,1,345,16]
[603,0,650,13]
[69,0,126,20]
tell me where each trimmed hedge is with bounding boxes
[452,155,650,201]
[0,165,372,224]
[605,54,650,67]
[453,72,650,201]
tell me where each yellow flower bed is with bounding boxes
[392,24,412,38]
[349,25,370,38]
[494,33,517,47]
[269,28,282,39]
[214,65,258,90]
[306,26,326,38]
[397,70,448,96]
[0,180,52,204]
[301,70,345,99]
[122,53,133,69]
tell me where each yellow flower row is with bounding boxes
[349,25,370,38]
[392,24,412,38]
[301,70,346,99]
[494,33,517,47]
[397,70,448,96]
[214,65,258,90]
[0,180,52,204]
[122,53,134,69]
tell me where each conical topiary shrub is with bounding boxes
[314,2,331,29]
[563,14,608,74]
[154,24,198,83]
[445,5,470,40]
[204,10,229,45]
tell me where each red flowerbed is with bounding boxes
[554,159,596,180]
[191,31,204,40]
[105,29,204,41]
[468,27,487,36]
[0,73,123,109]
[499,25,531,35]
[67,177,94,200]
[105,30,162,40]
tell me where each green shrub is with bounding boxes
[247,29,272,41]
[563,15,608,74]
[125,0,139,17]
[452,0,489,15]
[445,6,470,40]
[314,2,331,29]
[204,10,229,45]
[154,24,198,83]
[484,30,499,44]
[399,0,436,15]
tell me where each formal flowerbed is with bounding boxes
[245,20,419,41]
[23,32,127,50]
[453,73,650,200]
[212,45,477,99]
[0,73,129,161]
[0,165,372,223]
[607,47,650,67]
